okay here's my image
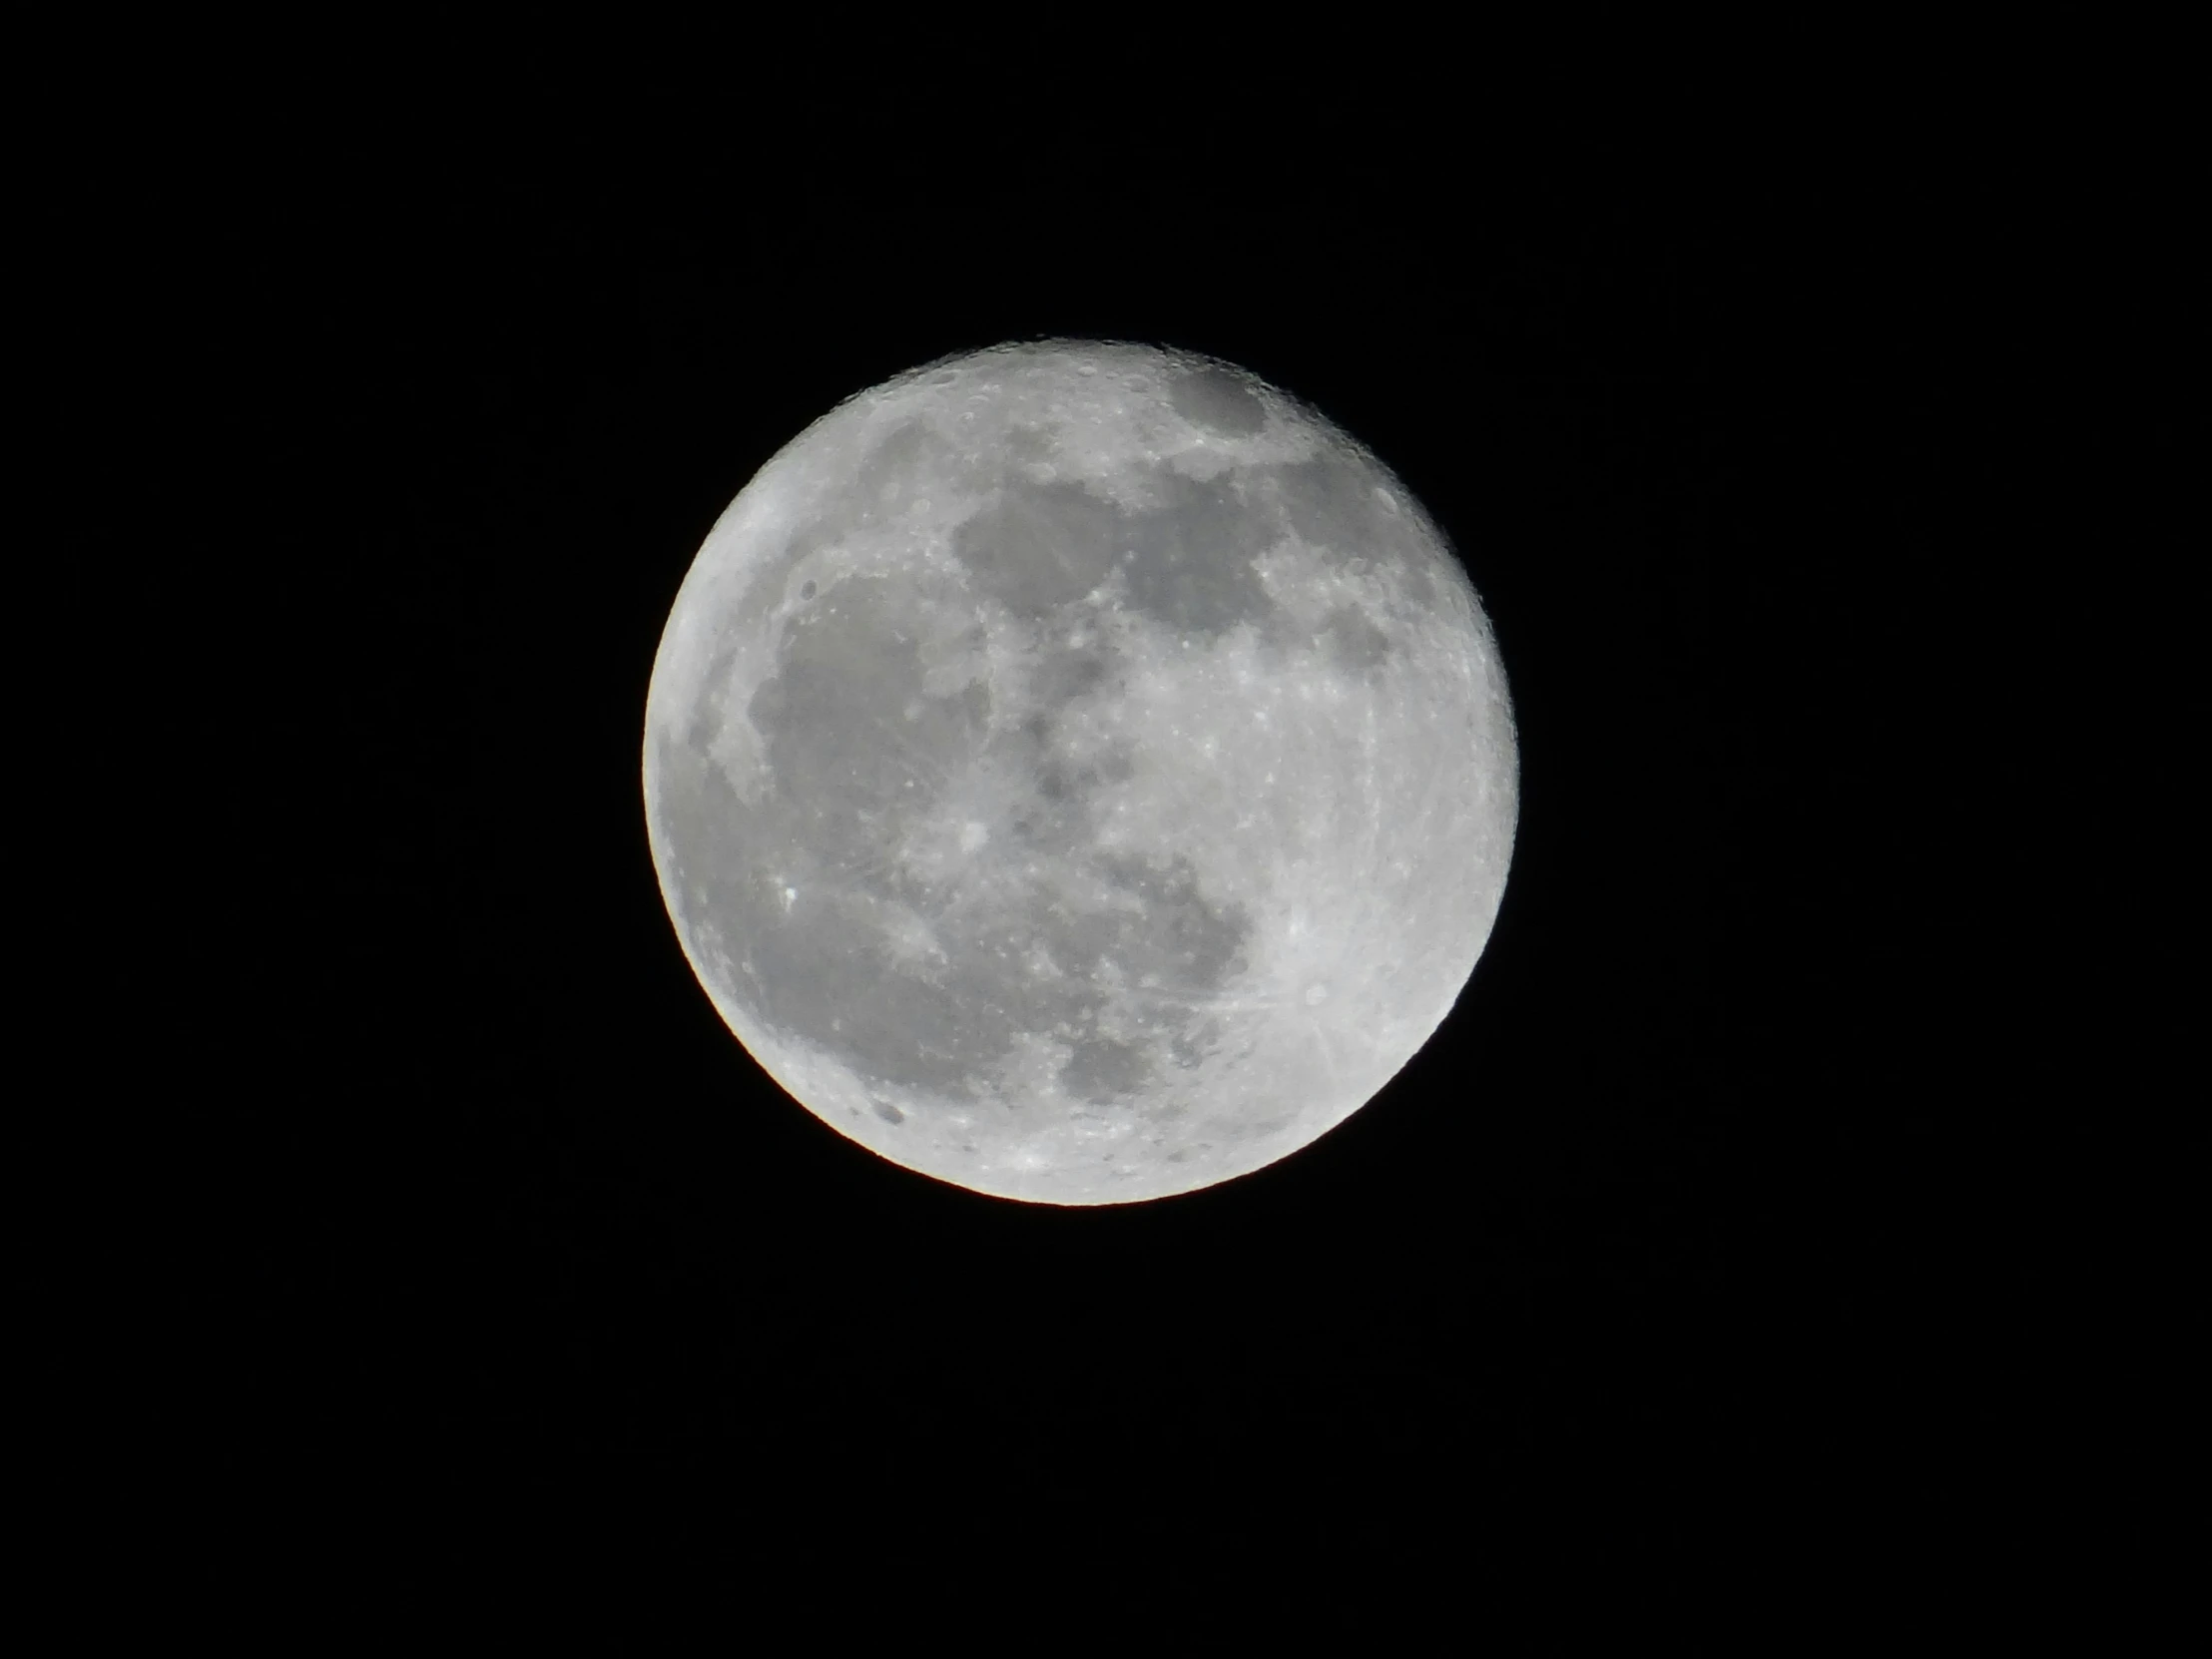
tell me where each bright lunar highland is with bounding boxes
[644,341,1517,1204]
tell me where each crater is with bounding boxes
[1168,365,1268,436]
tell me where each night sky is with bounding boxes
[117,85,2157,1600]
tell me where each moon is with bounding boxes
[643,340,1517,1204]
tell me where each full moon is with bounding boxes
[643,340,1517,1204]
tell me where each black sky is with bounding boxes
[115,89,2165,1596]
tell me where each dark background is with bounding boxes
[108,84,2172,1592]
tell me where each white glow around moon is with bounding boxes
[643,340,1517,1204]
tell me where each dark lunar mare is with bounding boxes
[656,564,1255,1117]
[1166,365,1269,436]
[729,404,1441,684]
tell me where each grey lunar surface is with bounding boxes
[644,340,1517,1204]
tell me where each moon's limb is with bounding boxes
[644,340,1517,1204]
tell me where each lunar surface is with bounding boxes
[643,340,1516,1204]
